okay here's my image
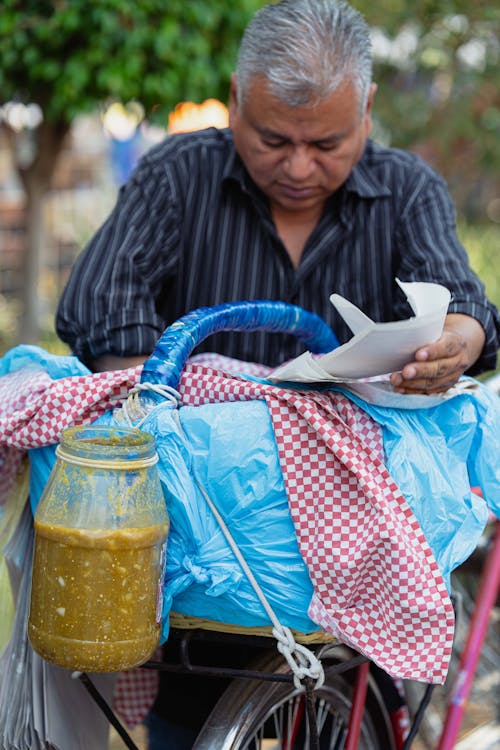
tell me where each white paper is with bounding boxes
[269,280,452,407]
[334,377,464,408]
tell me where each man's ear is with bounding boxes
[363,82,377,136]
[228,73,239,127]
[365,82,377,115]
[365,83,378,116]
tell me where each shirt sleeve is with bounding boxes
[56,150,181,367]
[394,172,500,374]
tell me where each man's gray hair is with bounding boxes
[236,0,372,111]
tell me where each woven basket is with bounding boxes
[169,611,336,644]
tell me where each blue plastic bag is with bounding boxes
[135,400,318,635]
[344,380,499,586]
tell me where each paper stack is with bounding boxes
[269,279,456,407]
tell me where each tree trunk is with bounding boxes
[10,118,70,344]
[20,177,46,343]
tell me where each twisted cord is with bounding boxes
[174,407,324,691]
[118,382,181,427]
[272,625,325,690]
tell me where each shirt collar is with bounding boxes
[343,142,392,198]
[222,147,255,193]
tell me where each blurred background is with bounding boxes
[0,3,499,748]
[0,0,499,369]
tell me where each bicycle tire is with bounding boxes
[192,645,396,750]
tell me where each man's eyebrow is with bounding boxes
[256,126,289,140]
[311,128,354,145]
[255,125,349,145]
[313,133,345,145]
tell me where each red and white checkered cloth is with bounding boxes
[0,366,140,450]
[177,361,454,685]
[112,654,160,728]
[0,356,455,726]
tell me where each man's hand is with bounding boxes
[390,313,486,394]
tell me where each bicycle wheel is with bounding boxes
[193,645,396,750]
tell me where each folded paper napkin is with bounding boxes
[270,279,453,408]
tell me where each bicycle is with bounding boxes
[35,301,500,750]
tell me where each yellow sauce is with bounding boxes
[28,520,169,672]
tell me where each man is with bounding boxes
[57,1,499,393]
[56,0,500,746]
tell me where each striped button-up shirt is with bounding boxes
[56,128,500,372]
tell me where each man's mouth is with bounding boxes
[278,183,317,199]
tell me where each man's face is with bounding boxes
[229,75,376,218]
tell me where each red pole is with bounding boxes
[344,661,370,750]
[437,519,500,750]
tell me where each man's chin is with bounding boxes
[271,191,325,214]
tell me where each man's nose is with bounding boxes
[283,146,315,180]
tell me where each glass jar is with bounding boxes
[28,424,169,672]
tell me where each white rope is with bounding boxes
[173,410,324,691]
[271,626,325,690]
[118,382,181,427]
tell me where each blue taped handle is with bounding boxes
[141,300,338,388]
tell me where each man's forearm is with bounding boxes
[90,354,146,373]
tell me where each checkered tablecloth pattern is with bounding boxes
[0,355,455,726]
[112,656,160,728]
[0,365,141,450]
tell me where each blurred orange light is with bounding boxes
[168,98,229,134]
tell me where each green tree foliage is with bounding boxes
[0,0,265,341]
[0,0,265,122]
[354,1,500,218]
[0,1,498,340]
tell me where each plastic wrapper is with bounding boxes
[0,501,115,750]
[343,380,500,584]
[138,400,317,635]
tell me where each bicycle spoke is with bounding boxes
[243,691,353,750]
[193,650,394,750]
[314,697,346,749]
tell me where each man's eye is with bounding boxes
[315,141,340,151]
[262,139,286,149]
